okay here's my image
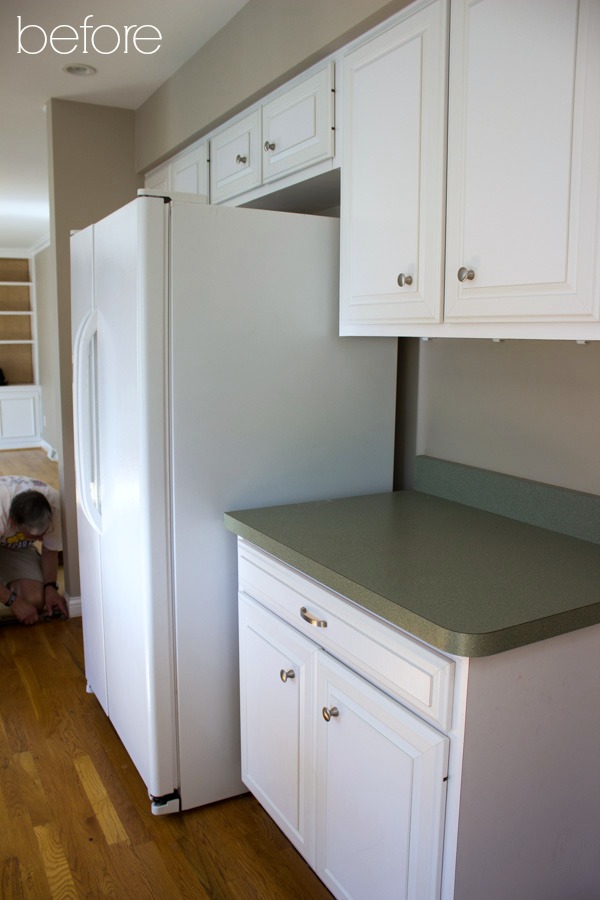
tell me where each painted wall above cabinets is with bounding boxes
[339,0,600,340]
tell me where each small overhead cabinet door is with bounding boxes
[444,0,600,324]
[144,143,209,198]
[210,110,261,203]
[261,64,335,184]
[171,144,209,197]
[339,0,448,334]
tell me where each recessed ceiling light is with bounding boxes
[63,64,97,77]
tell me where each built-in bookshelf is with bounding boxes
[0,256,40,449]
[0,257,36,385]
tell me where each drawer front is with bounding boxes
[237,540,454,731]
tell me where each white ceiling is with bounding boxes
[0,0,250,253]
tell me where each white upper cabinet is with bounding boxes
[144,165,170,194]
[445,0,600,327]
[340,0,447,334]
[341,0,600,339]
[210,110,262,204]
[171,144,209,197]
[262,63,335,184]
[144,142,209,198]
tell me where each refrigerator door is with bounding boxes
[71,226,107,711]
[92,197,178,803]
[168,201,397,809]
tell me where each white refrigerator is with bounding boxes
[70,193,397,814]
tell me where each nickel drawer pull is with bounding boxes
[300,606,327,628]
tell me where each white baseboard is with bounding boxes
[41,440,59,461]
[65,594,82,618]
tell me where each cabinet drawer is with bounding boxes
[238,540,454,731]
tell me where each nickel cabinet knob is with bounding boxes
[322,706,339,722]
[280,669,295,683]
[236,154,247,164]
[397,273,413,287]
[457,266,475,282]
[264,141,276,152]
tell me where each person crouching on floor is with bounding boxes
[0,476,69,625]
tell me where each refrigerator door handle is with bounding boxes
[73,308,103,534]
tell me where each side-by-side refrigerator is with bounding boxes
[70,193,397,813]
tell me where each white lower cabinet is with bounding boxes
[0,387,40,449]
[239,594,316,862]
[315,652,448,900]
[236,538,600,899]
[239,586,449,899]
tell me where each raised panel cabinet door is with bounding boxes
[316,653,448,900]
[238,594,317,865]
[445,0,600,322]
[210,111,261,203]
[339,0,448,335]
[144,164,171,193]
[261,63,335,183]
[171,143,209,198]
[0,395,37,440]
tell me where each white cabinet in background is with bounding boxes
[262,63,335,184]
[340,0,447,333]
[209,110,261,204]
[237,545,450,900]
[444,0,600,326]
[0,388,39,448]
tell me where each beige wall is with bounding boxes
[136,0,409,171]
[34,245,61,455]
[47,99,142,598]
[416,339,600,495]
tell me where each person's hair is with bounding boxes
[9,490,52,535]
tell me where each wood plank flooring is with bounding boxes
[0,448,60,490]
[0,451,332,899]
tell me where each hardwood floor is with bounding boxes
[0,448,60,490]
[0,619,331,899]
[0,450,332,898]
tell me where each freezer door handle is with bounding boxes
[73,308,103,534]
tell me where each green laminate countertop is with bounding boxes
[225,491,600,657]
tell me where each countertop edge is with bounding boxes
[225,513,600,657]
